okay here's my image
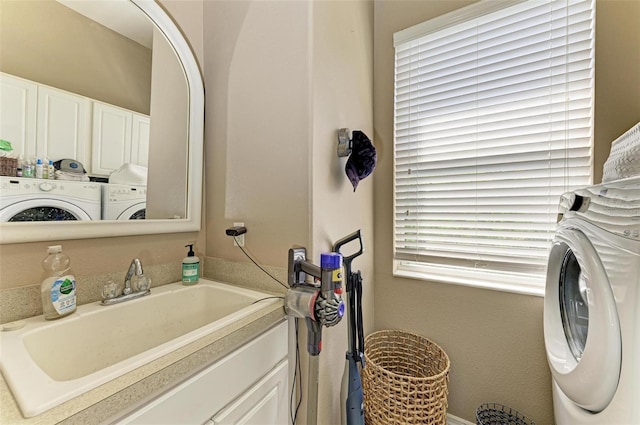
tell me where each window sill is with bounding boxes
[394,262,545,297]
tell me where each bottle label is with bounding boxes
[182,263,199,282]
[51,275,76,315]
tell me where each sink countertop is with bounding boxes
[0,299,285,425]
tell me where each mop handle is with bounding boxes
[333,230,366,365]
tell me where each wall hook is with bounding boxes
[337,128,352,157]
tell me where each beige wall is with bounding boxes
[311,2,374,423]
[202,1,374,423]
[0,0,152,114]
[373,1,640,423]
[146,28,190,219]
[203,0,312,267]
[594,0,640,184]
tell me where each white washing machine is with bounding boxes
[544,176,640,424]
[101,183,146,220]
[0,176,101,222]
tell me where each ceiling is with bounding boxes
[56,0,153,48]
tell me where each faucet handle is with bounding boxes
[132,274,151,292]
[101,281,119,301]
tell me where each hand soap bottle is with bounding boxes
[41,245,77,320]
[182,244,200,285]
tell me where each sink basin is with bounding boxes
[0,279,280,418]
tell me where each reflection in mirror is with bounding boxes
[0,0,204,243]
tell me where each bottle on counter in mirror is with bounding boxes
[36,158,44,179]
[15,157,57,179]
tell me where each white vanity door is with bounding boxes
[131,113,150,167]
[209,359,288,425]
[92,103,150,176]
[0,73,37,158]
[36,85,91,165]
[92,101,132,176]
[113,321,288,425]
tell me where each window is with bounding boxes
[393,0,594,295]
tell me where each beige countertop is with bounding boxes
[0,301,286,425]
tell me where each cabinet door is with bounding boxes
[0,73,37,158]
[209,359,288,425]
[113,321,288,425]
[36,85,91,165]
[92,102,132,176]
[131,113,150,167]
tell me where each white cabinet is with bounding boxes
[36,85,91,167]
[0,73,37,158]
[91,102,132,176]
[209,360,288,425]
[131,114,150,168]
[0,72,149,177]
[92,102,150,176]
[114,321,288,425]
[0,74,91,165]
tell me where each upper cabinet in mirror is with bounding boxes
[0,0,204,243]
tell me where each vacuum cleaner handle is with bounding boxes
[332,230,364,267]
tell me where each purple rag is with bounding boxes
[345,131,377,192]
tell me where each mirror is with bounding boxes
[0,0,204,243]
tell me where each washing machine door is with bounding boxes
[117,203,146,220]
[544,224,621,412]
[0,199,92,222]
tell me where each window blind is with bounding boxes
[393,0,594,283]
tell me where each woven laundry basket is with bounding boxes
[362,330,450,425]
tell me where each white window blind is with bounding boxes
[393,0,594,290]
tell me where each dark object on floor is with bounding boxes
[476,403,536,425]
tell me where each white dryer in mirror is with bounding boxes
[544,176,640,424]
[102,184,146,220]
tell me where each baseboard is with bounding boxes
[447,413,475,425]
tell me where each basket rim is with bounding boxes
[364,329,450,382]
[476,402,536,424]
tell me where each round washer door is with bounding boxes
[0,199,92,222]
[544,225,621,412]
[116,203,146,220]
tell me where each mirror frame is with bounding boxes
[0,0,204,244]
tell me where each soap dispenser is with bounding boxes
[182,244,200,285]
[41,245,76,320]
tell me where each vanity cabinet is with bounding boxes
[113,321,289,425]
[0,74,90,164]
[208,359,288,425]
[0,72,149,177]
[91,102,150,176]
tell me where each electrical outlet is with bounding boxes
[233,222,245,247]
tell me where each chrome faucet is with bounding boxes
[124,258,143,295]
[101,258,151,305]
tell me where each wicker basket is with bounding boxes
[476,403,536,425]
[362,330,450,425]
[0,157,17,177]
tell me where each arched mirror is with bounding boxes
[0,0,204,243]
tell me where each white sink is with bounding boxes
[0,279,280,418]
